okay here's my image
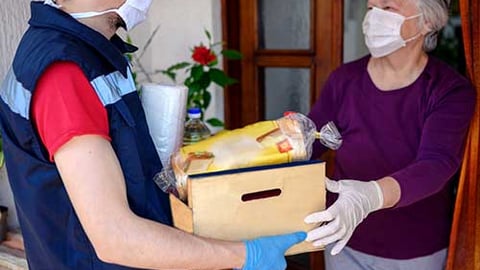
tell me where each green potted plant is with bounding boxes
[161,30,242,127]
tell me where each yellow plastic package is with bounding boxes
[155,112,341,200]
[178,117,307,174]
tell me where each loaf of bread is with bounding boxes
[171,113,324,200]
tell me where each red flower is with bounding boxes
[191,45,217,65]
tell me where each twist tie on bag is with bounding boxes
[153,161,179,197]
[316,121,342,150]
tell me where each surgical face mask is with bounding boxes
[69,0,152,31]
[44,0,62,8]
[362,7,423,58]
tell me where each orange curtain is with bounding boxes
[446,0,480,269]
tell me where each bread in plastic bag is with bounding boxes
[154,112,341,200]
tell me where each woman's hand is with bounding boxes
[304,178,384,255]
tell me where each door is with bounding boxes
[221,2,343,269]
[221,0,343,128]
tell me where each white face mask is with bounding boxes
[362,7,423,58]
[44,0,62,8]
[69,0,152,31]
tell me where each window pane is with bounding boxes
[263,68,310,120]
[343,0,368,62]
[258,0,311,50]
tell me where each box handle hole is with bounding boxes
[241,188,282,202]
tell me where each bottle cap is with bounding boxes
[283,111,297,117]
[187,107,202,119]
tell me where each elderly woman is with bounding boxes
[305,0,476,269]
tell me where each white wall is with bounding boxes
[128,0,223,122]
[0,0,222,229]
[0,0,30,229]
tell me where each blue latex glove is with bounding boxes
[242,231,307,270]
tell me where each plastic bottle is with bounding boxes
[183,108,211,145]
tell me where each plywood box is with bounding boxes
[169,160,325,255]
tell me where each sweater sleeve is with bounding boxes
[391,81,476,207]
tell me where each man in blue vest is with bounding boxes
[0,0,305,269]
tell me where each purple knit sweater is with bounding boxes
[308,56,476,259]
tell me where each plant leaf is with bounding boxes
[206,118,224,127]
[167,62,191,71]
[224,76,238,86]
[188,81,201,94]
[192,100,202,110]
[126,35,133,44]
[197,72,212,90]
[209,68,237,87]
[208,58,219,67]
[209,68,228,87]
[205,29,212,42]
[160,70,176,82]
[187,80,209,109]
[191,65,204,81]
[0,151,4,169]
[222,49,243,60]
[203,90,212,110]
[159,62,191,83]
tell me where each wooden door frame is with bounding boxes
[221,0,344,129]
[221,0,242,129]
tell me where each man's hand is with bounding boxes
[242,232,306,270]
[304,179,384,255]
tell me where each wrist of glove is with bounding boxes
[304,178,384,255]
[242,232,306,270]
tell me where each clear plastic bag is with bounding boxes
[154,112,342,200]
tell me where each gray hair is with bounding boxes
[416,0,451,52]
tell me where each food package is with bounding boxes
[154,112,341,200]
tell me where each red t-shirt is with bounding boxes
[32,61,111,161]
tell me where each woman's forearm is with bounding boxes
[377,177,401,208]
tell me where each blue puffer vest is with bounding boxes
[0,2,172,269]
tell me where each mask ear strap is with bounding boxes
[70,9,118,19]
[404,13,426,42]
[405,13,423,20]
[404,32,422,43]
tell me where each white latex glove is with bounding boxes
[304,178,384,255]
